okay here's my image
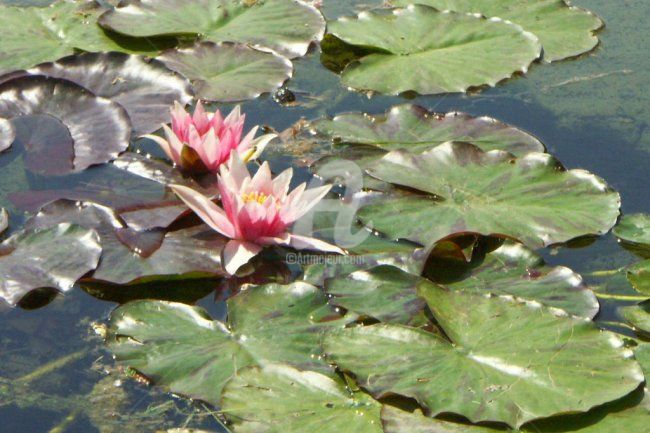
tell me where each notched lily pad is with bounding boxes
[619,302,650,336]
[326,5,541,95]
[25,199,226,284]
[0,223,102,306]
[159,41,292,102]
[324,290,644,428]
[0,75,131,172]
[613,213,650,255]
[27,51,194,135]
[0,117,14,151]
[359,142,620,250]
[221,364,383,433]
[442,241,599,318]
[389,0,603,62]
[626,260,650,296]
[106,282,352,404]
[99,0,326,58]
[311,103,545,156]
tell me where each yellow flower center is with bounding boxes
[241,191,269,205]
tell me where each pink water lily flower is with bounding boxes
[171,153,344,274]
[144,101,276,174]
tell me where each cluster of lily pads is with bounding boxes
[0,0,648,432]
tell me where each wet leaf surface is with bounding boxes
[619,302,650,336]
[221,364,383,433]
[0,223,101,306]
[106,282,352,404]
[626,260,650,296]
[326,6,541,94]
[613,213,650,247]
[27,52,194,135]
[99,0,326,58]
[359,142,620,250]
[389,0,603,62]
[0,117,14,152]
[324,289,644,428]
[0,76,131,172]
[159,41,292,102]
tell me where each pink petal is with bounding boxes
[224,105,242,126]
[171,184,236,238]
[290,184,332,222]
[249,161,273,193]
[223,151,251,190]
[201,129,220,170]
[222,239,262,275]
[143,130,179,163]
[171,101,189,135]
[243,133,276,162]
[258,233,292,246]
[188,124,209,162]
[289,234,345,254]
[192,101,212,134]
[237,126,259,152]
[272,167,293,198]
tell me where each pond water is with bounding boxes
[0,0,649,431]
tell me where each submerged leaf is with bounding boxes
[0,76,131,172]
[324,290,644,428]
[0,223,101,306]
[221,364,383,433]
[106,282,351,404]
[26,52,194,135]
[359,142,620,249]
[389,0,603,62]
[99,0,326,58]
[25,200,226,284]
[311,104,545,156]
[159,41,292,102]
[326,6,541,94]
[0,117,14,152]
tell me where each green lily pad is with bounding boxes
[325,265,436,326]
[0,223,102,306]
[159,41,292,102]
[107,282,351,404]
[613,213,650,246]
[326,6,541,95]
[444,241,599,318]
[324,290,644,428]
[389,0,603,62]
[26,51,194,135]
[311,103,545,156]
[359,142,620,249]
[381,406,497,433]
[0,117,14,151]
[221,364,383,433]
[626,260,650,296]
[25,199,226,284]
[0,0,168,74]
[619,302,650,336]
[99,0,326,58]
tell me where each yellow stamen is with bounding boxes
[241,191,269,205]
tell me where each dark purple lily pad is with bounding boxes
[0,223,102,306]
[25,199,227,284]
[11,114,74,176]
[27,52,194,135]
[0,117,14,152]
[0,75,131,172]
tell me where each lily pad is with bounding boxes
[0,117,14,151]
[159,41,292,102]
[0,0,169,74]
[626,260,650,296]
[324,290,644,428]
[25,200,226,284]
[443,242,599,318]
[221,364,383,433]
[619,302,650,336]
[0,223,102,306]
[0,75,131,172]
[389,0,603,62]
[106,282,351,404]
[99,0,326,58]
[27,52,194,135]
[311,104,545,156]
[359,142,620,249]
[381,406,497,433]
[326,6,541,95]
[613,213,650,246]
[325,265,435,326]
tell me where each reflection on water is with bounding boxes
[1,0,649,431]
